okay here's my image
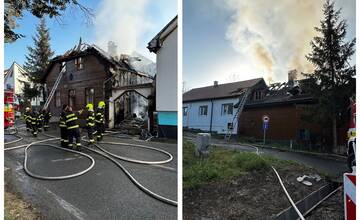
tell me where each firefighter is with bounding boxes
[85,103,96,145]
[30,110,38,137]
[95,101,106,141]
[65,106,82,151]
[37,109,44,132]
[24,107,32,132]
[43,108,52,131]
[59,105,68,147]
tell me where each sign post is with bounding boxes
[262,115,270,145]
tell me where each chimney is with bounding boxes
[288,69,297,82]
[108,41,118,57]
[214,81,218,87]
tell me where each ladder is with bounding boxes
[224,88,251,141]
[43,65,66,110]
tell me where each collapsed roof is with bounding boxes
[41,40,152,82]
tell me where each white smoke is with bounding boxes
[220,0,326,82]
[94,0,152,55]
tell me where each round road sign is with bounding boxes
[263,115,270,123]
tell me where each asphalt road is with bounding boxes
[5,126,177,220]
[185,133,347,178]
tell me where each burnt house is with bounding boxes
[41,42,154,128]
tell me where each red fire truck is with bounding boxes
[4,90,15,128]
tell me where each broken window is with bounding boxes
[55,91,61,107]
[60,61,66,73]
[183,107,188,116]
[74,57,84,71]
[85,88,95,105]
[68,89,76,107]
[199,106,208,116]
[222,103,233,115]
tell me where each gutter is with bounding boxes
[209,100,214,133]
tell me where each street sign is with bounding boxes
[344,172,356,220]
[262,115,270,145]
[263,115,270,123]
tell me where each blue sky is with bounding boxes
[5,0,177,68]
[183,0,356,90]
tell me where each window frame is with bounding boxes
[74,57,84,71]
[221,103,233,115]
[199,105,208,116]
[183,107,188,116]
[85,88,95,105]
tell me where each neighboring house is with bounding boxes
[4,62,41,107]
[148,16,178,138]
[183,78,266,134]
[41,42,154,128]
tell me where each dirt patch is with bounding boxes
[5,189,41,220]
[184,163,332,220]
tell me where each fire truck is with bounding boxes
[4,90,15,128]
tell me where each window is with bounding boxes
[60,61,66,72]
[68,89,76,107]
[183,107,188,116]
[75,57,84,70]
[85,88,95,105]
[222,103,233,115]
[55,91,61,107]
[227,123,234,130]
[199,106,208,116]
[254,90,263,100]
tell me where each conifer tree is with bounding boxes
[22,17,54,105]
[304,0,355,151]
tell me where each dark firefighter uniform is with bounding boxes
[43,109,52,131]
[59,106,68,147]
[37,111,44,132]
[95,101,106,141]
[30,111,38,137]
[65,108,81,150]
[24,107,31,132]
[86,104,96,144]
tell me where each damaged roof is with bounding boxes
[41,40,147,82]
[245,80,315,108]
[183,78,264,102]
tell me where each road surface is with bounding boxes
[5,126,177,220]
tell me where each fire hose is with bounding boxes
[5,128,177,206]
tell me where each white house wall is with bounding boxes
[183,97,240,134]
[156,28,177,112]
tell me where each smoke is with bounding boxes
[94,0,152,55]
[221,0,325,81]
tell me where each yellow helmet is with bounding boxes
[98,101,105,108]
[86,103,93,110]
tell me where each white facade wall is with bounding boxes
[156,28,177,112]
[183,97,240,134]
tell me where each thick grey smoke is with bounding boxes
[221,0,325,82]
[94,0,151,55]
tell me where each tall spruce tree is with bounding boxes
[304,0,355,152]
[23,17,54,105]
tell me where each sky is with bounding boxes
[5,0,177,68]
[183,0,356,91]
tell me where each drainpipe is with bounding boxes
[209,100,214,133]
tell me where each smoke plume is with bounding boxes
[94,0,151,55]
[221,0,325,81]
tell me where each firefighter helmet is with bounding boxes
[98,101,105,108]
[86,103,94,110]
[25,107,30,111]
